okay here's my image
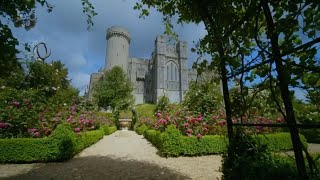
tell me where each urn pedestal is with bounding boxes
[118,119,132,130]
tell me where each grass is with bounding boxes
[135,103,156,117]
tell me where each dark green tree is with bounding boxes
[0,0,96,80]
[134,0,320,178]
[93,66,134,112]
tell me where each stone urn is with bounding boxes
[118,119,132,130]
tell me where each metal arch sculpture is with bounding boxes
[33,42,51,62]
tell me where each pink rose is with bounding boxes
[197,133,203,139]
[74,127,81,133]
[33,132,41,138]
[276,117,284,123]
[12,101,20,107]
[23,99,30,104]
[186,129,193,134]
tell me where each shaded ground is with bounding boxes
[3,156,189,180]
[0,131,222,180]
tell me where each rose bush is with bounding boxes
[151,105,286,138]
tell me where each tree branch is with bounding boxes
[282,37,320,56]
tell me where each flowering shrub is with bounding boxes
[151,105,286,137]
[0,89,107,138]
[154,109,210,139]
[183,81,222,115]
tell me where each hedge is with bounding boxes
[255,132,308,151]
[101,125,117,135]
[0,123,116,163]
[136,124,148,135]
[137,125,308,157]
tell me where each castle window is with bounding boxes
[136,68,145,79]
[166,61,179,90]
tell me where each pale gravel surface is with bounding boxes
[0,131,222,180]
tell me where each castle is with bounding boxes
[87,26,202,104]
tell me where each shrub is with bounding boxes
[139,124,308,157]
[223,131,269,180]
[160,125,183,156]
[154,95,170,113]
[73,128,105,154]
[102,125,117,135]
[0,137,60,163]
[222,131,299,180]
[135,116,155,130]
[50,123,77,161]
[136,124,148,135]
[0,123,105,163]
[255,132,308,151]
[144,129,162,148]
[160,125,227,156]
[183,80,222,115]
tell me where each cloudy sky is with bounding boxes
[11,0,207,95]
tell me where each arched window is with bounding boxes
[175,66,178,81]
[166,61,179,90]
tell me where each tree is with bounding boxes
[183,80,222,115]
[93,66,134,111]
[134,0,320,178]
[0,0,96,80]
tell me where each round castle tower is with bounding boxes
[105,26,131,71]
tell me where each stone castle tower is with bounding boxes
[87,26,201,104]
[105,27,131,71]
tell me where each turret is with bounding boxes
[105,26,131,72]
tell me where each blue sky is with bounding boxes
[11,0,207,95]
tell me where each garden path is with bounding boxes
[0,130,222,180]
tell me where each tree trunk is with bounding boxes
[261,0,308,179]
[218,47,234,142]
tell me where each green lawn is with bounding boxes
[135,104,156,117]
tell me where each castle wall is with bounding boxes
[87,72,104,101]
[87,26,221,105]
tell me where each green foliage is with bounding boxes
[94,66,134,111]
[294,100,320,143]
[0,123,105,163]
[101,125,117,135]
[138,125,308,157]
[255,133,308,151]
[73,128,105,153]
[135,116,155,130]
[154,95,170,113]
[0,137,60,163]
[131,108,138,129]
[183,80,222,114]
[135,104,156,117]
[144,129,162,148]
[136,124,148,135]
[221,131,298,180]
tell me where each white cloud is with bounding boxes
[11,0,207,93]
[69,72,90,95]
[65,53,88,69]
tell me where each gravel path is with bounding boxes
[0,131,222,180]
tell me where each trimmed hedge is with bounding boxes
[102,125,117,135]
[144,129,162,148]
[255,132,308,151]
[136,124,148,135]
[137,125,309,157]
[0,123,108,163]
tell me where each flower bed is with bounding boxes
[0,123,117,163]
[136,125,308,157]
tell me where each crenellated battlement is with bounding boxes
[106,26,131,42]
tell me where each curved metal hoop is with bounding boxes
[33,42,51,62]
